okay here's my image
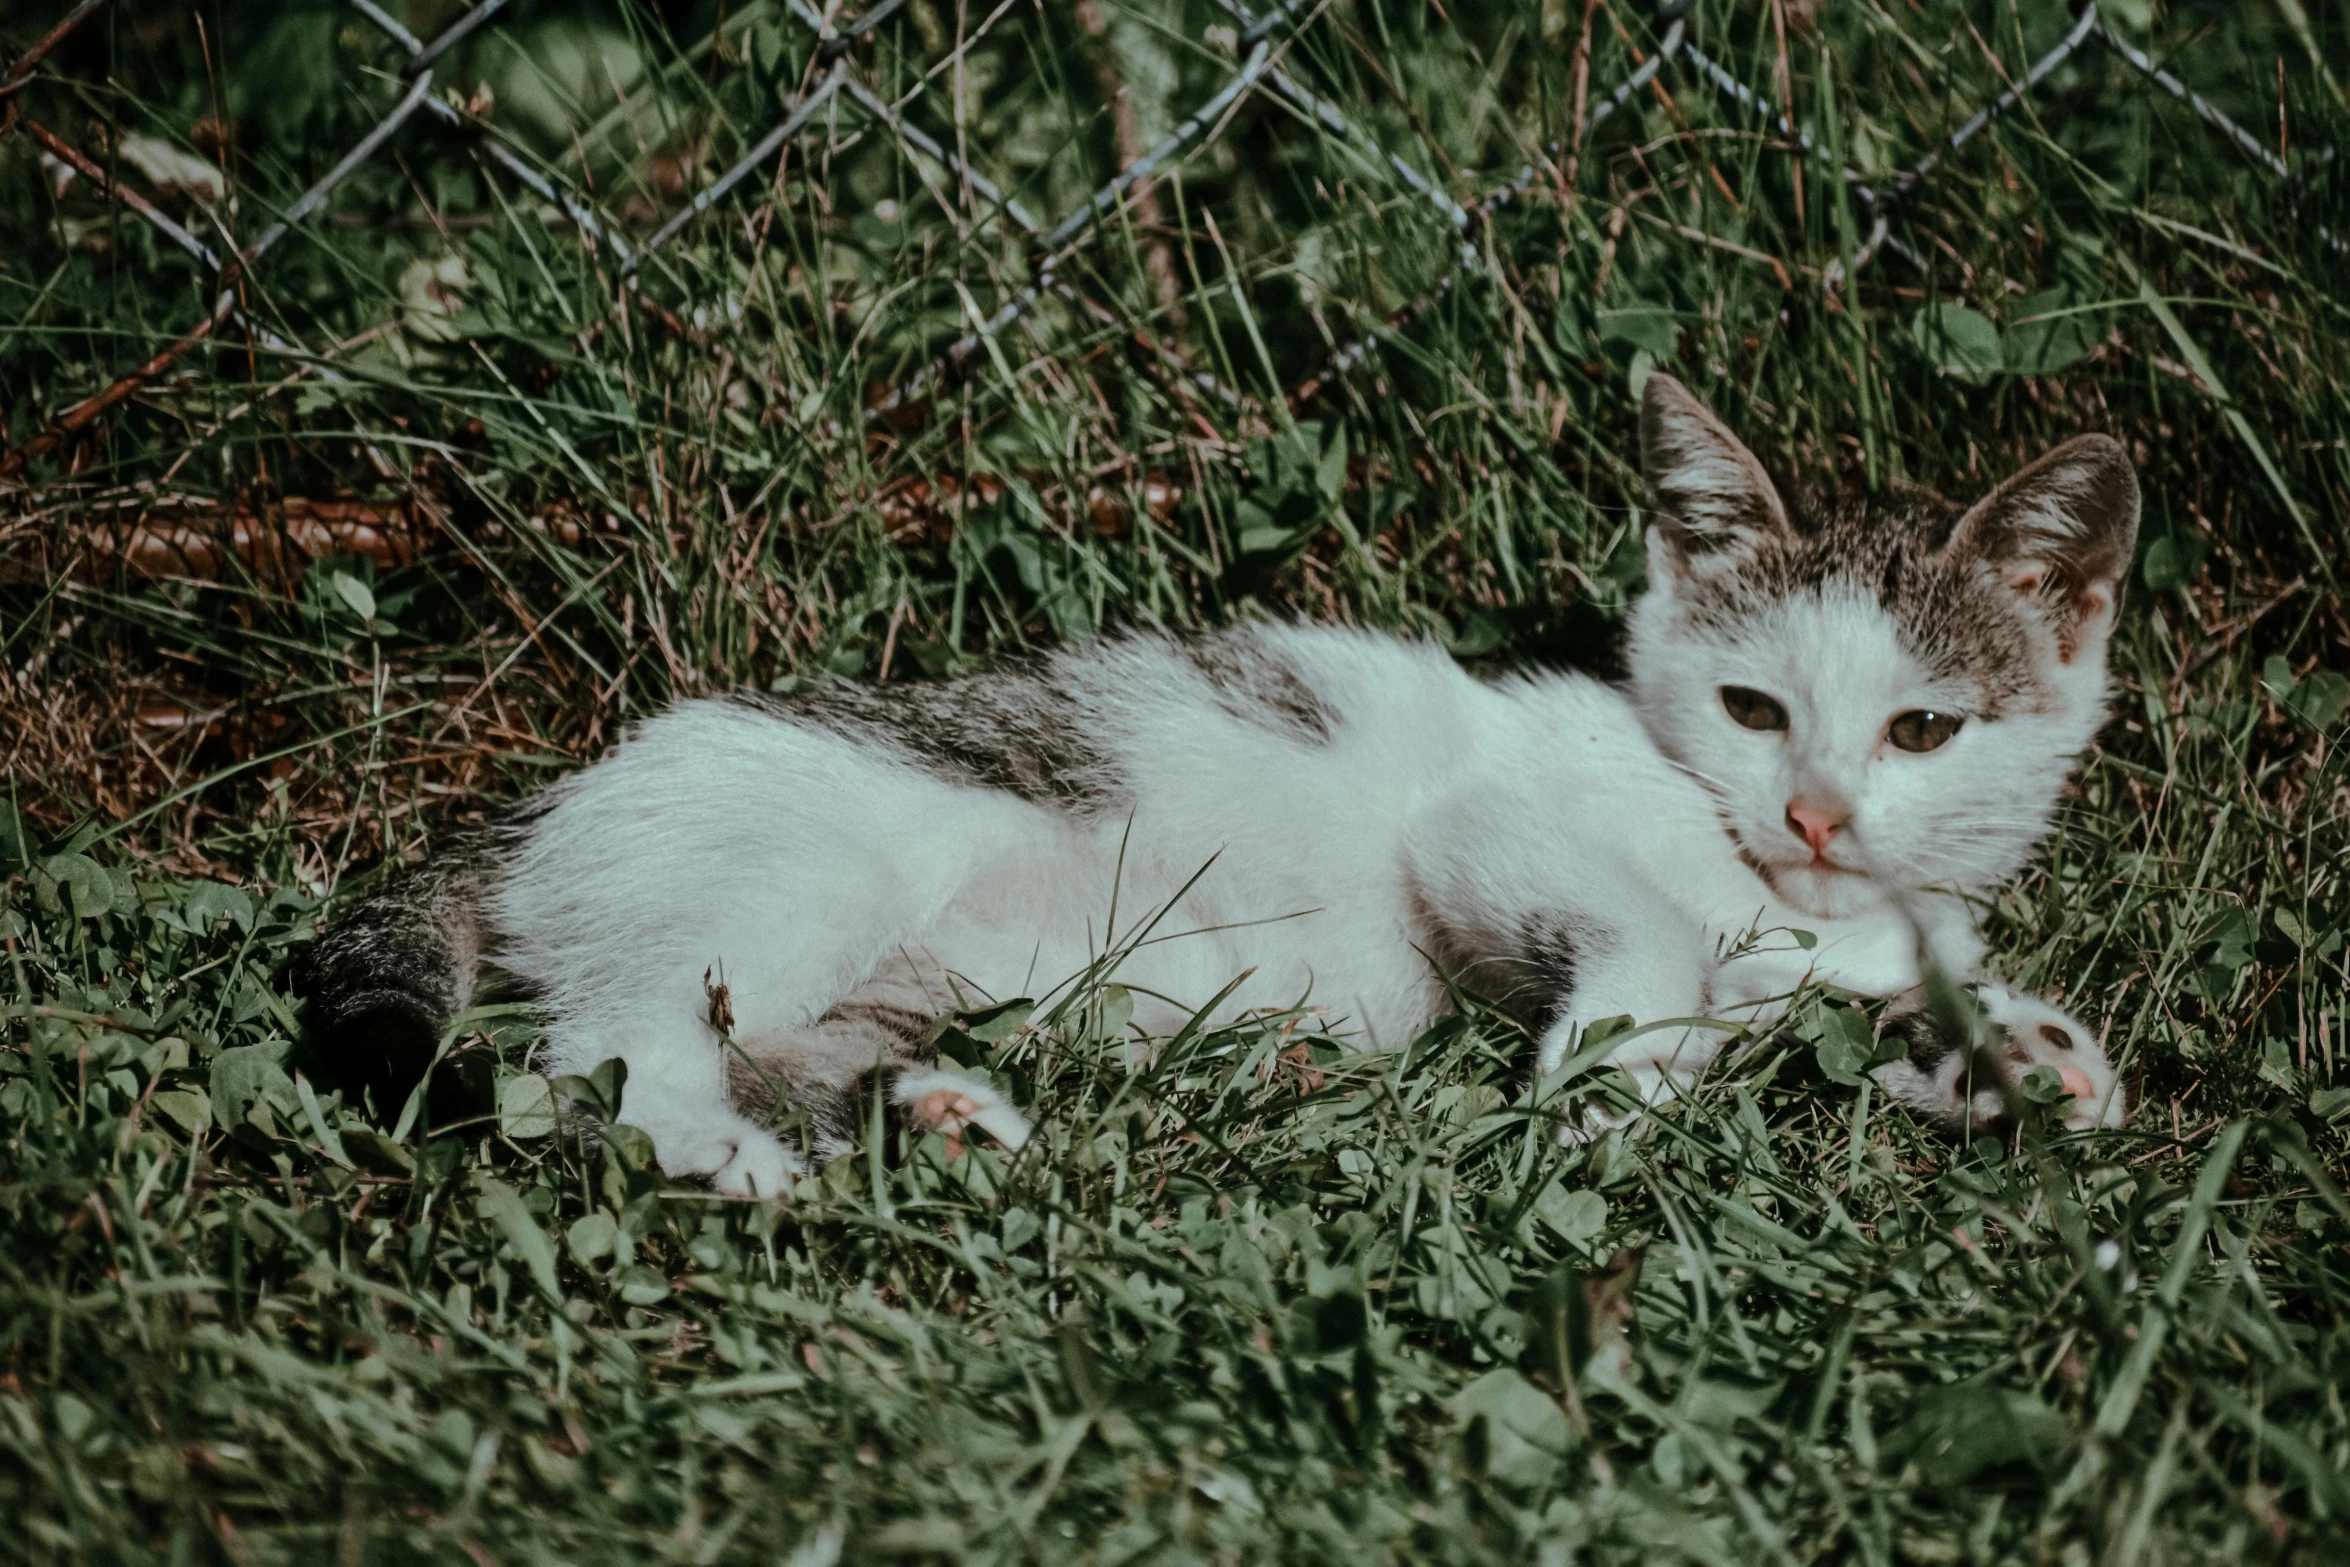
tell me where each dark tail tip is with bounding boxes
[292,866,485,1127]
[297,986,444,1120]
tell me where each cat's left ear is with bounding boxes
[1641,373,1792,580]
[1947,434,2139,660]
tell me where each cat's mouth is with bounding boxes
[1736,836,1854,873]
[1727,814,1877,878]
[1737,841,1866,899]
[1767,859,1861,883]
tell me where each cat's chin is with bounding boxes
[1753,859,1885,921]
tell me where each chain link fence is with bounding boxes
[0,0,2333,495]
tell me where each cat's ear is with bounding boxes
[1947,434,2138,659]
[1641,373,1791,580]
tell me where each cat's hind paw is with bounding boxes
[709,1128,805,1199]
[633,1111,805,1199]
[1875,984,2125,1134]
[892,1067,1032,1156]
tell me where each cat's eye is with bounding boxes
[1721,687,1789,732]
[1888,709,1965,753]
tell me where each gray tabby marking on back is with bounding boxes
[1178,629,1335,742]
[739,662,1115,809]
[738,627,1331,809]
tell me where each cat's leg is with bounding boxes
[1700,885,1989,1018]
[727,962,1031,1164]
[1694,889,2125,1134]
[1703,907,1924,1025]
[498,699,1052,1195]
[1874,983,2125,1133]
[1700,890,2128,1129]
[1408,811,1724,1131]
[1700,893,2127,1130]
[1524,881,1724,1136]
[541,1020,805,1199]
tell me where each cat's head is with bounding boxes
[1624,374,2138,918]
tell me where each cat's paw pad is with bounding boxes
[1877,985,2124,1133]
[1978,988,2124,1130]
[892,1068,1031,1155]
[912,1089,982,1132]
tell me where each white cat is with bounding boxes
[299,375,2135,1196]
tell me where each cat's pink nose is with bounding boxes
[1784,799,1845,857]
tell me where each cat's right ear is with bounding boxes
[1944,434,2138,661]
[1640,373,1791,582]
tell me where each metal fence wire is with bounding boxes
[0,0,2333,487]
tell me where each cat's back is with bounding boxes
[527,621,1492,866]
[1069,619,1473,753]
[751,619,1481,800]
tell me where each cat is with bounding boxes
[298,374,2136,1196]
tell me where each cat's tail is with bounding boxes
[293,849,490,1120]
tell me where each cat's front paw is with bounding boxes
[1542,1023,1711,1144]
[1556,1077,1681,1146]
[1710,918,1925,1017]
[1874,984,2125,1134]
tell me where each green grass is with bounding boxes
[3,0,2349,1560]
